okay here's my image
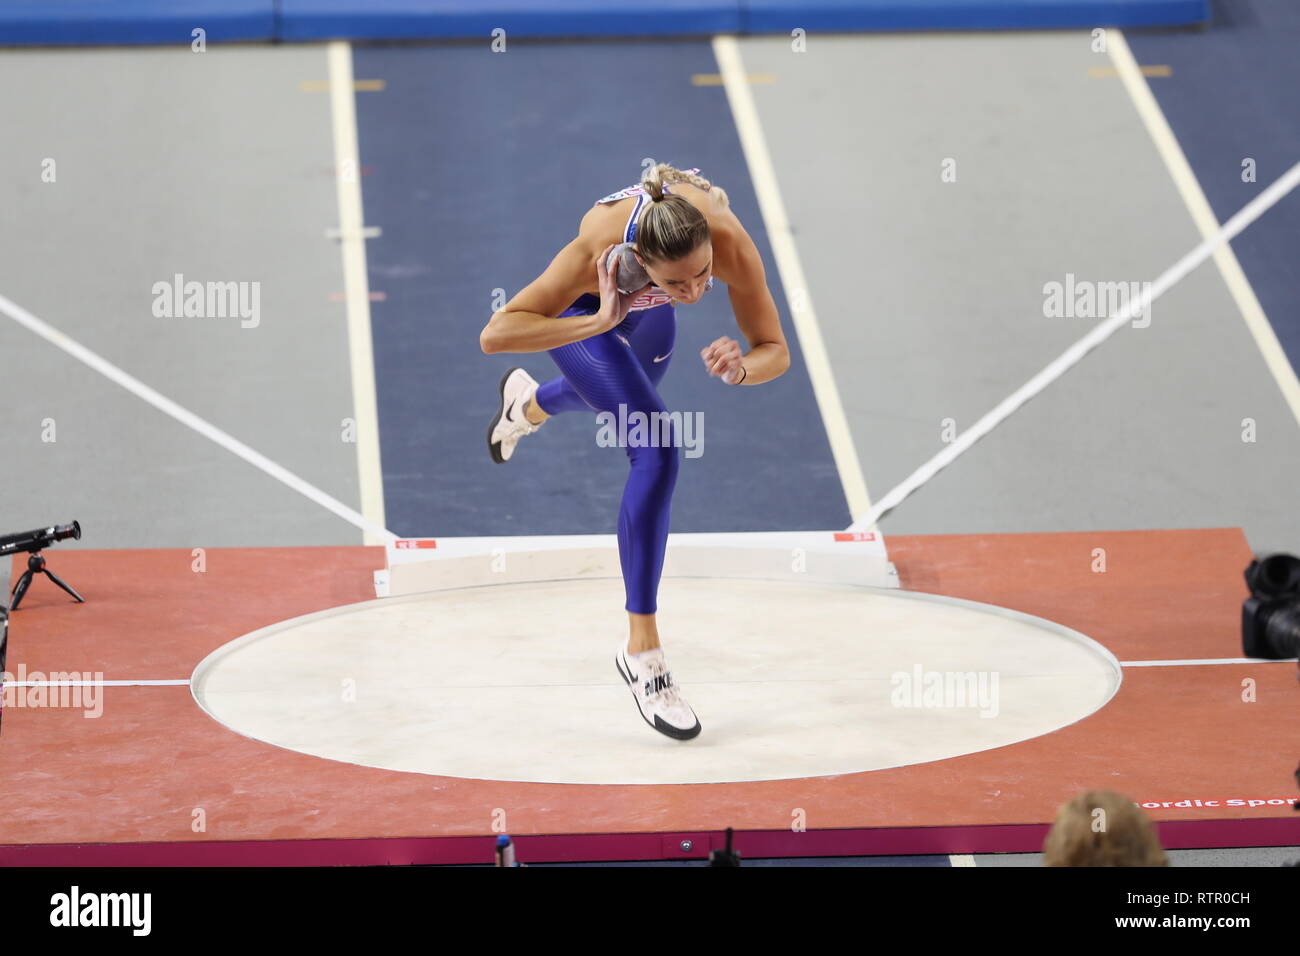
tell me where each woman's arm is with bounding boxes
[480,203,645,355]
[707,218,791,385]
[479,235,605,354]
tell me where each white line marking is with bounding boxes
[328,40,389,546]
[1121,657,1294,667]
[1109,29,1300,431]
[8,655,1285,687]
[0,292,399,543]
[713,34,873,522]
[324,226,382,240]
[5,680,190,686]
[846,160,1300,533]
[949,854,976,867]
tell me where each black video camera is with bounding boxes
[1,521,84,611]
[0,521,81,557]
[1242,553,1300,660]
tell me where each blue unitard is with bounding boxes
[531,175,715,614]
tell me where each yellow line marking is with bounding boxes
[300,79,386,92]
[692,72,775,86]
[1088,65,1171,78]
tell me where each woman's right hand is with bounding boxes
[593,243,645,333]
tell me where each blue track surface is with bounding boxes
[1126,0,1300,376]
[353,42,851,538]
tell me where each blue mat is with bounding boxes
[0,0,1209,46]
[279,0,742,40]
[0,0,274,44]
[741,0,1210,31]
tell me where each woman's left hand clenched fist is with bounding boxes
[701,336,744,384]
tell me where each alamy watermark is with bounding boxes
[1043,273,1152,328]
[596,404,704,459]
[50,886,150,935]
[152,273,260,328]
[890,664,1000,718]
[1,666,104,718]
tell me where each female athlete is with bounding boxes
[479,163,789,740]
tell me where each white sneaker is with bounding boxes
[615,639,702,740]
[488,367,541,463]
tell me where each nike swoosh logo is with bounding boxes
[653,351,672,363]
[506,397,519,422]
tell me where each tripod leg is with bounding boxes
[0,610,6,735]
[42,569,85,604]
[9,571,33,611]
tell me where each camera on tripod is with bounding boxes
[1242,553,1300,660]
[0,520,84,611]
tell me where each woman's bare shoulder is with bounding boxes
[578,196,636,244]
[687,191,750,284]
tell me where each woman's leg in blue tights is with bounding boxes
[539,305,679,642]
